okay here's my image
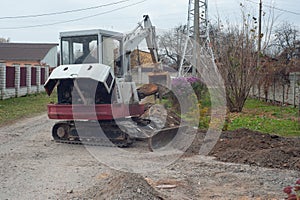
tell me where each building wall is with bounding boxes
[41,46,58,67]
[131,65,176,88]
[4,60,40,67]
[130,49,153,67]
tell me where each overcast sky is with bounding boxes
[0,0,299,43]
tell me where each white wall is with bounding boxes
[41,46,58,67]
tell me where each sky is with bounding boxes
[0,0,299,43]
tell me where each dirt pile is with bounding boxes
[73,172,165,200]
[208,128,300,171]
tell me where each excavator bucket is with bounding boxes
[137,83,158,99]
[137,104,189,151]
[148,125,188,151]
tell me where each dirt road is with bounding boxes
[0,114,299,199]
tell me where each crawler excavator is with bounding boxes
[44,15,182,150]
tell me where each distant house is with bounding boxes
[0,43,58,67]
[130,49,154,67]
[130,49,177,85]
[0,43,58,99]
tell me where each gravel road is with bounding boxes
[0,114,299,199]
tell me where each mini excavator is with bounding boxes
[44,15,181,150]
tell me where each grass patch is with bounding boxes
[0,92,56,126]
[244,99,298,119]
[228,99,299,136]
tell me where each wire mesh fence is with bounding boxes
[251,72,300,130]
[251,72,300,108]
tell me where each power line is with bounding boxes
[266,5,300,16]
[0,0,130,20]
[0,0,147,30]
[245,0,300,16]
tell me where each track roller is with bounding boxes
[52,123,70,140]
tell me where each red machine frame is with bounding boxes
[47,103,145,120]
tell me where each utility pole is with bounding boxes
[194,0,200,44]
[257,0,262,99]
[179,0,211,77]
[256,0,263,99]
[193,0,200,75]
[257,0,262,66]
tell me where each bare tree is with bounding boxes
[0,37,10,43]
[257,22,299,101]
[271,22,299,64]
[211,10,259,112]
[209,1,281,112]
[158,25,187,70]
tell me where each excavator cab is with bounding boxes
[60,29,124,77]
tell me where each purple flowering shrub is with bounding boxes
[170,76,210,129]
[170,77,197,115]
[283,179,300,200]
[171,76,207,100]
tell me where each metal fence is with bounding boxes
[0,63,49,100]
[251,72,300,108]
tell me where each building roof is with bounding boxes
[138,64,178,73]
[163,66,177,73]
[0,43,58,61]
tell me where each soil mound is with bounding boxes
[76,172,165,200]
[209,128,300,171]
